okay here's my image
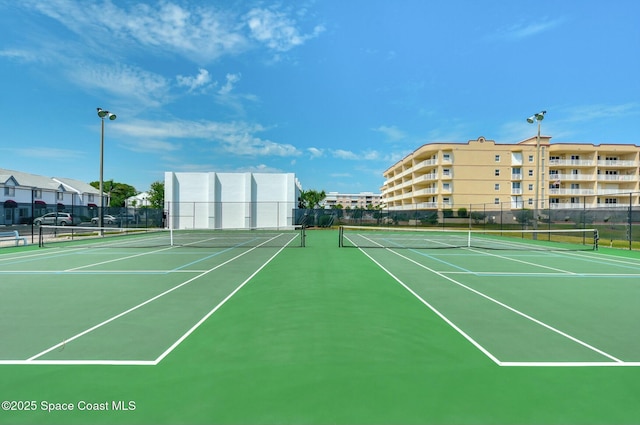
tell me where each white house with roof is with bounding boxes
[125,192,150,208]
[0,168,101,225]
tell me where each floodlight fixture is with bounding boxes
[527,110,546,123]
[97,107,116,120]
[526,110,547,236]
[97,107,117,233]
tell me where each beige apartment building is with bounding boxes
[323,191,382,209]
[381,136,640,210]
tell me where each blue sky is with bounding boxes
[0,1,638,195]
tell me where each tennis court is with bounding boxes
[1,226,640,424]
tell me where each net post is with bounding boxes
[338,226,343,247]
[467,229,471,248]
[168,202,174,247]
[38,226,43,248]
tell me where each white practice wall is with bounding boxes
[165,172,301,229]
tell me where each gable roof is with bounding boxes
[53,177,100,195]
[0,168,98,194]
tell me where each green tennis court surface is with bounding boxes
[2,228,640,424]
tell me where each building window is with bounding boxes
[442,168,451,176]
[56,192,64,201]
[494,198,500,204]
[495,155,500,162]
[605,198,618,204]
[528,198,533,205]
[33,190,42,198]
[4,187,15,196]
[443,153,451,161]
[442,183,451,191]
[494,169,500,176]
[528,184,533,190]
[529,155,534,162]
[528,170,533,177]
[494,184,500,190]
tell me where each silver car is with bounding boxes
[33,212,79,226]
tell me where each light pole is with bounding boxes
[97,107,116,231]
[526,110,546,236]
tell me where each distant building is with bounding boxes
[0,168,100,225]
[323,191,382,209]
[164,172,302,229]
[125,192,150,208]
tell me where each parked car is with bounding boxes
[33,212,80,226]
[121,214,136,224]
[91,215,119,225]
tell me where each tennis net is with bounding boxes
[38,225,305,248]
[339,225,598,251]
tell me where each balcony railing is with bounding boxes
[548,189,595,195]
[555,173,593,181]
[548,159,595,167]
[597,160,638,167]
[597,175,637,181]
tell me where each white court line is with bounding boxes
[65,245,176,271]
[21,233,296,364]
[154,234,297,364]
[0,360,156,366]
[348,234,625,367]
[464,247,578,274]
[0,270,209,275]
[347,236,501,366]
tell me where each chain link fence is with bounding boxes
[313,195,640,250]
[3,197,639,250]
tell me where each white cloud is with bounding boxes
[115,118,301,157]
[218,73,241,95]
[492,18,564,41]
[20,1,323,64]
[331,149,380,161]
[307,147,324,158]
[235,164,284,173]
[3,147,85,160]
[177,68,213,93]
[332,149,359,160]
[68,62,171,107]
[245,7,324,52]
[562,103,640,122]
[373,125,406,141]
[23,0,250,63]
[0,49,39,62]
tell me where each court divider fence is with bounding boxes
[2,196,639,250]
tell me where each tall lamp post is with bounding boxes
[97,107,116,231]
[526,110,546,236]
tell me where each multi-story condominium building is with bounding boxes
[323,191,383,209]
[381,136,640,210]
